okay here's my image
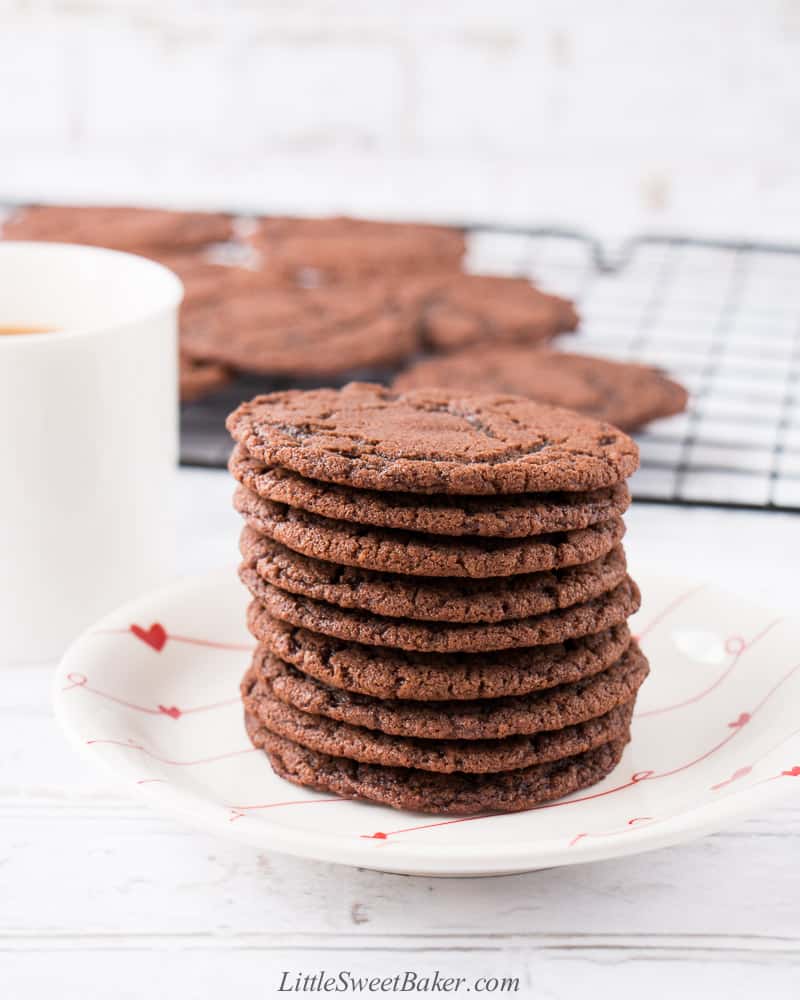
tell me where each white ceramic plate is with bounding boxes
[53,568,800,876]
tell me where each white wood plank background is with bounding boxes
[2,470,799,999]
[2,2,800,243]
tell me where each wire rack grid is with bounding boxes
[177,226,800,513]
[468,229,800,512]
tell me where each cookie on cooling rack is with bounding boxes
[394,345,688,430]
[1,204,235,253]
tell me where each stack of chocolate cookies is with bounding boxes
[228,383,647,816]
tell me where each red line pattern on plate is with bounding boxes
[755,767,799,785]
[710,766,753,791]
[69,600,799,846]
[360,815,495,840]
[635,585,705,642]
[713,766,800,796]
[167,632,254,652]
[63,672,239,718]
[709,718,800,793]
[93,623,254,653]
[85,737,257,767]
[130,623,167,651]
[227,798,342,823]
[638,618,781,719]
[569,816,654,848]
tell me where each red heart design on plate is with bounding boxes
[728,712,751,729]
[158,705,182,719]
[130,622,167,652]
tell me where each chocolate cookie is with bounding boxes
[2,204,234,253]
[226,384,640,495]
[242,576,641,653]
[155,250,275,309]
[182,282,422,377]
[229,444,631,538]
[257,728,627,814]
[248,611,632,701]
[247,215,465,283]
[395,346,689,431]
[179,353,231,402]
[240,528,628,623]
[235,488,626,579]
[247,643,647,740]
[243,674,635,773]
[403,273,579,352]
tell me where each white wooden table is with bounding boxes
[4,469,799,999]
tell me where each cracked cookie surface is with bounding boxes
[255,727,628,814]
[243,670,635,773]
[244,642,648,740]
[229,444,631,537]
[235,487,626,578]
[240,527,628,622]
[241,574,640,653]
[248,612,632,701]
[226,384,640,495]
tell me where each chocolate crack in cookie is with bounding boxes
[226,384,640,494]
[246,641,648,740]
[248,610,632,701]
[239,527,628,621]
[235,489,626,578]
[229,444,631,537]
[257,728,629,814]
[243,668,636,773]
[241,576,641,653]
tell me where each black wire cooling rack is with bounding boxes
[182,227,800,513]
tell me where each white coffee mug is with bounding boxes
[0,242,183,662]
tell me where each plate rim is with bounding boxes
[52,566,799,875]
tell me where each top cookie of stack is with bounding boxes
[229,383,647,816]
